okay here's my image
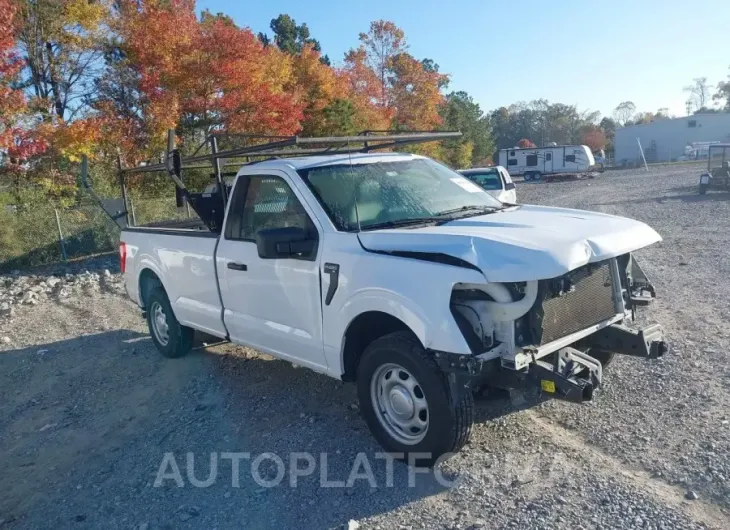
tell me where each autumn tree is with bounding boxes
[355,20,407,107]
[388,52,446,130]
[342,45,392,131]
[104,1,304,157]
[290,44,349,135]
[15,0,110,121]
[581,128,606,153]
[517,138,536,148]
[0,0,28,159]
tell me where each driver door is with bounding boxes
[216,171,327,372]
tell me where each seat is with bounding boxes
[349,179,383,226]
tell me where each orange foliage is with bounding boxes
[51,119,104,162]
[344,21,445,133]
[200,17,303,135]
[581,128,607,152]
[291,45,348,135]
[0,0,39,163]
[388,53,446,130]
[3,4,451,176]
[517,138,536,148]
[343,47,393,131]
[115,0,304,146]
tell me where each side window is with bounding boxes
[509,150,516,156]
[507,159,517,166]
[565,154,576,163]
[526,154,538,166]
[225,176,315,241]
[545,152,552,161]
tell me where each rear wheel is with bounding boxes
[524,173,533,181]
[532,171,542,181]
[356,331,473,466]
[146,287,193,358]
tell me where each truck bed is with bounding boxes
[121,228,225,337]
[124,217,216,237]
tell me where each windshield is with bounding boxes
[461,170,502,190]
[299,158,504,231]
[709,146,728,169]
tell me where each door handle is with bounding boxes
[323,263,339,306]
[227,262,247,271]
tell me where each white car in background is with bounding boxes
[458,166,516,203]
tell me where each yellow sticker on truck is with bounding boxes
[541,380,556,393]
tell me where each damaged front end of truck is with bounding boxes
[440,253,668,404]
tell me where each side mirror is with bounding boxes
[256,226,317,260]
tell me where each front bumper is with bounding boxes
[433,322,668,404]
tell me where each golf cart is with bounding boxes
[699,144,730,195]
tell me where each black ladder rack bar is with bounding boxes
[122,130,461,174]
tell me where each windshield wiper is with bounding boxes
[434,205,502,218]
[361,217,444,231]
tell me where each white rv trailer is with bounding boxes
[498,145,595,180]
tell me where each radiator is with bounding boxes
[530,261,618,345]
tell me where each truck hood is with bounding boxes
[357,205,661,282]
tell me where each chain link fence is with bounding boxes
[0,192,198,272]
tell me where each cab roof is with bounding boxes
[237,152,424,174]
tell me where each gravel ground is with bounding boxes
[1,164,729,530]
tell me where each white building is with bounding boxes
[614,113,730,165]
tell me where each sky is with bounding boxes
[197,0,730,120]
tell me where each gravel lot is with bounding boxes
[1,163,729,530]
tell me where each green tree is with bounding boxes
[599,116,617,154]
[268,14,329,65]
[439,91,493,166]
[612,101,636,126]
[684,77,710,111]
[713,67,730,110]
[320,98,359,135]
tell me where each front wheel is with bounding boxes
[356,331,473,466]
[532,171,542,181]
[524,172,533,181]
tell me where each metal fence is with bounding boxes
[0,194,196,272]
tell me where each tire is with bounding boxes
[524,172,533,181]
[699,183,708,195]
[145,287,193,358]
[532,172,542,181]
[356,331,473,466]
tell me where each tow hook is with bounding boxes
[530,347,602,403]
[486,347,603,404]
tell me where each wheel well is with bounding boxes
[341,311,417,382]
[138,269,163,309]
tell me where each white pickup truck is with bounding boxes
[120,151,668,464]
